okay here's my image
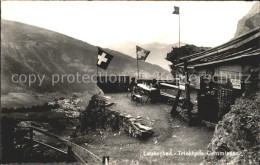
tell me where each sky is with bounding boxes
[2,1,254,48]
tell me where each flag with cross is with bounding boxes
[97,47,114,70]
[136,45,150,61]
[172,6,179,14]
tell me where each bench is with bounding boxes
[160,92,184,99]
[160,92,176,99]
[160,92,184,104]
[131,94,143,106]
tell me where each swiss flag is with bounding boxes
[136,46,150,61]
[173,6,179,14]
[97,47,114,70]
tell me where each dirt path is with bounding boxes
[73,93,214,164]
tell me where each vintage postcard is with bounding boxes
[1,1,259,164]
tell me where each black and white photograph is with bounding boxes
[1,1,259,164]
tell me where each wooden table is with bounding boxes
[137,84,156,91]
[160,83,179,89]
[137,84,157,103]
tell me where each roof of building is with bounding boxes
[176,27,260,68]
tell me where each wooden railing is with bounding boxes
[24,126,108,165]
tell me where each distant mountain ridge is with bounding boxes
[108,42,187,71]
[234,2,260,37]
[1,20,170,96]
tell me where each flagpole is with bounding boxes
[137,54,139,78]
[97,47,99,83]
[179,6,180,48]
[97,63,99,83]
[97,47,99,79]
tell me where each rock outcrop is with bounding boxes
[201,93,259,165]
[234,2,260,37]
[79,95,153,139]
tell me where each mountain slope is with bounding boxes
[234,2,260,37]
[1,20,170,96]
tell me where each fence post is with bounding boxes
[66,146,74,162]
[29,127,33,140]
[171,89,181,116]
[102,156,109,165]
[29,127,33,147]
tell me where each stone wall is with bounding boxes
[79,95,153,139]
